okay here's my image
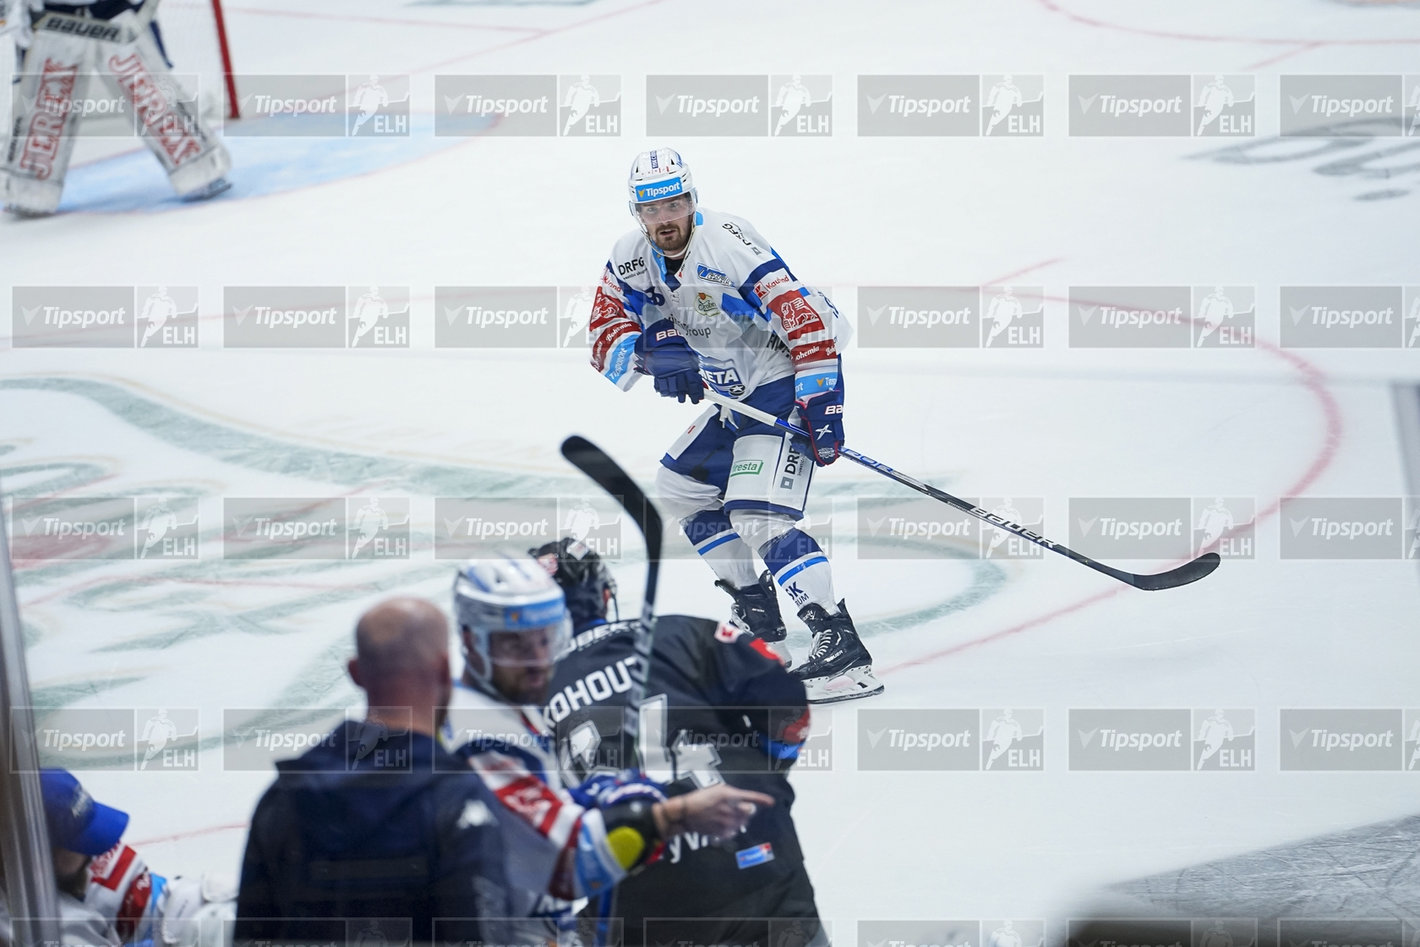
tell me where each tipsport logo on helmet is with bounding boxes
[223,498,348,559]
[1281,75,1403,137]
[433,497,558,560]
[223,708,347,772]
[345,74,411,138]
[1191,497,1255,560]
[858,75,979,136]
[435,286,557,348]
[1280,709,1405,770]
[557,75,622,137]
[1280,286,1404,348]
[230,75,348,137]
[7,496,137,560]
[646,75,768,137]
[12,286,136,348]
[1069,497,1192,561]
[1279,497,1405,559]
[223,286,344,348]
[434,75,556,137]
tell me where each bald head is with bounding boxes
[349,598,451,734]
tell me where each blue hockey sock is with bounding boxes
[683,510,759,588]
[760,528,838,614]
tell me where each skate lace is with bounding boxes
[808,629,834,662]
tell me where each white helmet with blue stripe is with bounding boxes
[627,147,697,221]
[453,555,570,699]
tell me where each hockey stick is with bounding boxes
[559,435,662,947]
[700,390,1220,591]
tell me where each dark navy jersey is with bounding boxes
[546,614,814,928]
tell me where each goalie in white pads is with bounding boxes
[2,0,230,216]
[588,147,883,703]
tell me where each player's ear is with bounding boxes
[347,657,362,688]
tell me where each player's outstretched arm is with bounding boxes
[655,784,776,841]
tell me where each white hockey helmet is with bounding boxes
[452,555,570,698]
[627,147,697,220]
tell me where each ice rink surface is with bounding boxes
[4,0,1420,941]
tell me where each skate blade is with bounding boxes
[802,665,884,704]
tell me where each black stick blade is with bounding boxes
[1129,552,1221,591]
[560,435,663,573]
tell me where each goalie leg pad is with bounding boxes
[96,11,230,197]
[4,26,93,215]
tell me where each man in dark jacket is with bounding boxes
[537,538,828,947]
[235,597,510,946]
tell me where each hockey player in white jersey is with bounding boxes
[443,556,776,944]
[3,0,230,216]
[588,147,883,703]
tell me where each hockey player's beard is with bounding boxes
[53,851,90,899]
[653,216,694,259]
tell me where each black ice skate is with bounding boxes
[792,600,884,704]
[715,570,792,667]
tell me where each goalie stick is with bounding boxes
[700,390,1220,592]
[559,435,663,947]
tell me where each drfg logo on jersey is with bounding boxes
[768,74,833,137]
[346,285,411,349]
[980,75,1046,137]
[231,75,347,137]
[1279,919,1409,947]
[1190,917,1258,947]
[1190,709,1256,771]
[858,74,979,136]
[1067,919,1192,947]
[7,496,137,560]
[135,496,200,560]
[1068,709,1192,771]
[433,497,557,560]
[1190,286,1256,348]
[223,497,347,560]
[134,707,201,772]
[26,708,139,771]
[1069,498,1192,561]
[346,497,411,559]
[434,74,556,136]
[556,75,621,137]
[976,498,1046,560]
[857,918,989,947]
[1280,709,1405,771]
[1281,75,1403,137]
[979,708,1045,771]
[1280,286,1404,348]
[856,496,978,560]
[1279,497,1404,559]
[646,74,767,137]
[1069,287,1192,348]
[435,286,557,349]
[345,74,410,137]
[1070,75,1193,137]
[224,286,345,348]
[858,286,980,348]
[557,495,624,561]
[1190,497,1255,559]
[12,285,137,348]
[222,708,345,772]
[858,709,979,771]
